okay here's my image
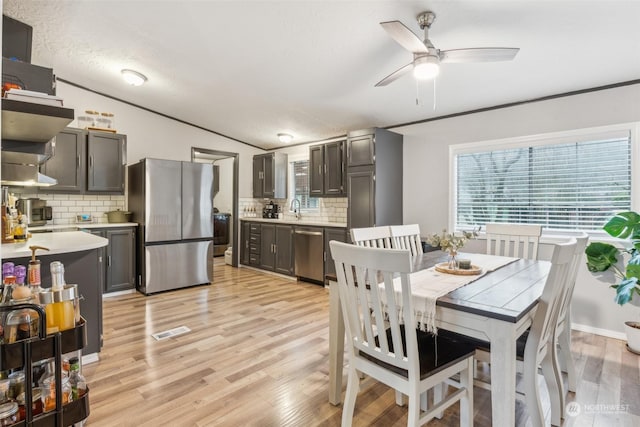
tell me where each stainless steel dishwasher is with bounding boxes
[294,227,324,284]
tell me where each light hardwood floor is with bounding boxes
[83,263,640,426]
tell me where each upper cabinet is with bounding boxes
[346,132,375,167]
[346,128,403,229]
[87,131,126,193]
[40,128,85,192]
[253,152,287,199]
[41,128,127,194]
[309,140,346,197]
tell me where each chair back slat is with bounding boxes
[350,226,393,249]
[390,224,423,256]
[331,241,414,370]
[485,223,542,259]
[524,238,577,363]
[556,233,589,326]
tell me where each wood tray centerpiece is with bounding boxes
[434,262,483,275]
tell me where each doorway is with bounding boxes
[192,147,239,267]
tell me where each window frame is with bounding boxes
[448,122,640,235]
[288,153,319,212]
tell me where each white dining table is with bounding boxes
[327,251,551,426]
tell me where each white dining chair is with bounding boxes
[552,232,589,423]
[390,224,423,256]
[485,223,542,259]
[442,238,577,427]
[350,226,393,249]
[330,241,475,427]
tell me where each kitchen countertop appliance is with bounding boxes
[128,159,214,294]
[16,198,52,226]
[262,201,279,219]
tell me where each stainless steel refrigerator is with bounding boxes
[128,158,214,294]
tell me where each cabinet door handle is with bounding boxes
[107,255,111,267]
[89,156,93,168]
[77,155,81,168]
[319,164,322,175]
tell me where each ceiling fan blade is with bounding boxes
[439,47,519,63]
[374,62,413,87]
[380,21,428,54]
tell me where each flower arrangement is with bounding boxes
[425,228,479,255]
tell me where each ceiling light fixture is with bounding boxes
[412,55,440,80]
[121,69,147,86]
[278,133,293,143]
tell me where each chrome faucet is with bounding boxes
[290,198,301,220]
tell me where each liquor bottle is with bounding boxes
[67,357,87,400]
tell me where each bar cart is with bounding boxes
[0,304,89,426]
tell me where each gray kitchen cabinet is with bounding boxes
[249,222,261,266]
[39,127,85,192]
[324,226,347,280]
[240,221,251,265]
[347,169,375,229]
[259,223,294,274]
[346,132,375,167]
[252,153,288,199]
[347,128,403,229]
[105,228,136,293]
[39,128,127,195]
[309,145,324,196]
[4,248,104,354]
[309,140,346,197]
[87,131,126,193]
[87,226,136,293]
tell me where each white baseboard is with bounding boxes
[571,323,627,341]
[102,289,137,298]
[82,352,100,365]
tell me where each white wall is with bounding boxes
[395,83,640,337]
[57,81,265,198]
[214,157,234,214]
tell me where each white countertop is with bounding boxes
[1,230,109,258]
[240,217,346,228]
[30,223,138,232]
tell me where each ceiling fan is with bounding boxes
[375,11,519,87]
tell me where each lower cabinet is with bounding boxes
[89,226,136,293]
[260,223,294,275]
[241,221,251,265]
[241,221,346,283]
[324,227,348,280]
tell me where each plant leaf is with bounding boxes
[584,242,619,272]
[614,277,639,305]
[603,211,640,239]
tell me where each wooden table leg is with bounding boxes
[329,280,344,405]
[486,320,517,426]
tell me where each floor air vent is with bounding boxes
[151,325,191,341]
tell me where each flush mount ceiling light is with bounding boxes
[121,69,147,86]
[278,133,293,143]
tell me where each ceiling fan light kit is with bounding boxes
[375,10,519,87]
[413,55,440,80]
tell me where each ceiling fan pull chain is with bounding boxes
[433,78,437,110]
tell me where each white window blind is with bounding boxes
[455,132,632,231]
[291,160,319,210]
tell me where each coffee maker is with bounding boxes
[262,201,279,218]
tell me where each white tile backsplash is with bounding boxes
[239,196,347,223]
[17,192,126,225]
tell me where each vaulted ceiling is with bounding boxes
[4,1,640,149]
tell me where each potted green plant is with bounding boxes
[585,211,640,353]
